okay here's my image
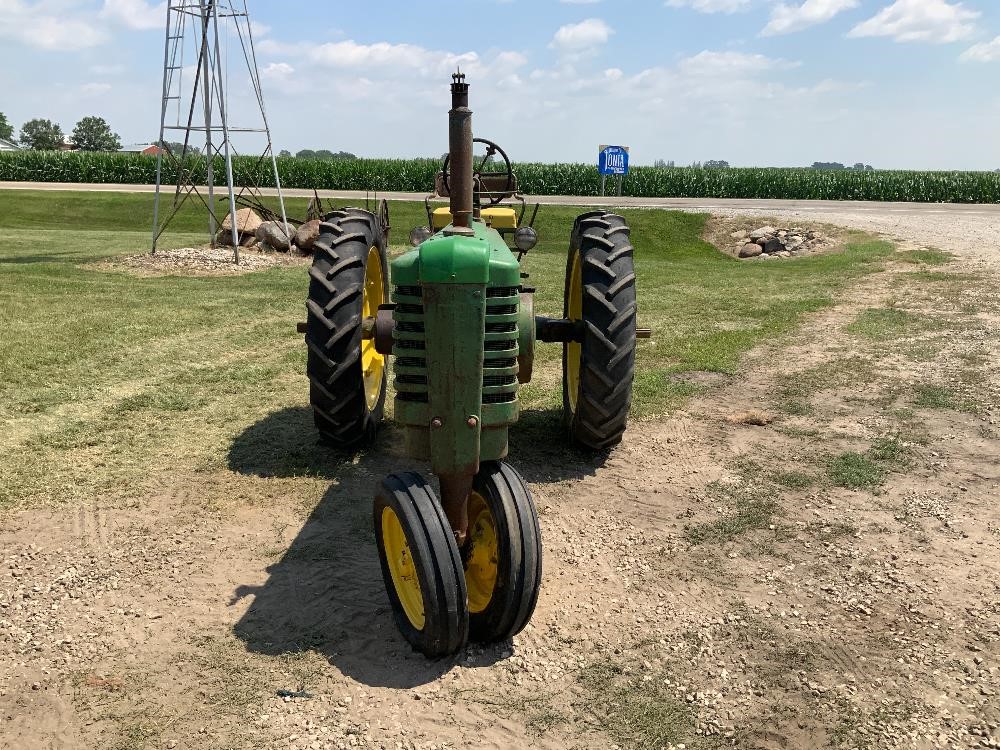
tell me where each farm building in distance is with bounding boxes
[119,144,163,156]
[0,138,20,151]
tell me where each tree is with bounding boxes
[278,149,291,158]
[653,159,675,169]
[160,140,201,157]
[296,148,358,160]
[811,161,846,170]
[704,160,730,169]
[71,116,121,152]
[19,118,64,150]
[0,112,13,142]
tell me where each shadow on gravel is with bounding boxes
[227,405,604,687]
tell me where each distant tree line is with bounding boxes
[0,111,122,151]
[654,159,730,169]
[277,149,358,160]
[651,158,879,170]
[812,162,874,171]
[159,140,201,157]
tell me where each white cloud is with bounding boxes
[100,0,166,31]
[0,0,107,50]
[550,18,614,51]
[848,0,979,43]
[664,0,750,13]
[960,35,1000,62]
[261,62,295,81]
[81,82,113,95]
[303,39,527,82]
[560,0,602,4]
[678,50,797,75]
[762,0,859,36]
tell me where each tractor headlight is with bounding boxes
[409,226,432,247]
[513,226,538,253]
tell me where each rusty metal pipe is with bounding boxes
[447,71,474,235]
[439,473,474,546]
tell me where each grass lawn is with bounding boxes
[0,189,895,509]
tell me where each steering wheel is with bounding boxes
[442,138,514,207]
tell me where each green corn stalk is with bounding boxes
[0,152,997,204]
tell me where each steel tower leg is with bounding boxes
[210,0,241,261]
[199,0,216,246]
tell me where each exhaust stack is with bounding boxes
[446,70,474,236]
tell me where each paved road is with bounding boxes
[2,181,998,217]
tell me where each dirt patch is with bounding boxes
[2,230,999,749]
[90,246,310,277]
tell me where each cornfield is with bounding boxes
[1,151,998,204]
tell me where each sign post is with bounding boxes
[598,144,629,197]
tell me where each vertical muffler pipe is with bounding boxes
[446,70,474,236]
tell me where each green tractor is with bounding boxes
[303,72,641,657]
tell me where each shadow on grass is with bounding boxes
[227,405,604,688]
[0,251,89,264]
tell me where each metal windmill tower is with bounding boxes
[151,0,288,262]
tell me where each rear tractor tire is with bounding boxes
[305,208,389,449]
[562,212,638,450]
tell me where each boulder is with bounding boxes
[222,208,262,236]
[762,237,783,254]
[730,230,749,240]
[749,226,776,241]
[777,250,791,258]
[214,228,256,247]
[783,236,804,252]
[294,219,322,253]
[739,242,762,258]
[255,221,294,251]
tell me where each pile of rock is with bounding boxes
[217,209,322,254]
[732,226,826,260]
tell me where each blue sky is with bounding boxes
[1,0,999,169]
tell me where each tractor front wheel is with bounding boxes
[374,472,470,658]
[464,461,542,643]
[562,212,637,450]
[305,208,388,448]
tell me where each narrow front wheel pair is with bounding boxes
[373,463,542,658]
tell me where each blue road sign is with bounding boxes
[598,145,629,175]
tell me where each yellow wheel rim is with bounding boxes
[566,251,583,413]
[362,246,385,411]
[465,492,499,614]
[381,506,425,630]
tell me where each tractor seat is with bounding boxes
[434,171,519,200]
[431,206,518,231]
